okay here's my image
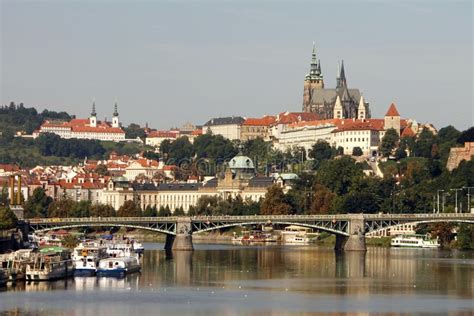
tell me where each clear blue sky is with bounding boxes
[1,1,472,130]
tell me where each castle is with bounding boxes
[302,45,371,120]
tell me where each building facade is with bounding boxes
[203,116,245,141]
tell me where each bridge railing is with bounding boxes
[363,213,474,220]
[27,217,181,224]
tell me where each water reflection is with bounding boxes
[0,244,472,315]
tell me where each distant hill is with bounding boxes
[0,102,73,135]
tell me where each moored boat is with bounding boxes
[391,234,440,248]
[0,269,8,287]
[97,256,141,277]
[73,242,109,276]
[0,249,34,282]
[281,226,318,244]
[26,247,74,281]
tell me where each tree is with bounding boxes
[47,198,76,217]
[457,127,474,144]
[168,137,195,164]
[379,128,399,157]
[310,184,335,214]
[90,204,116,217]
[0,184,9,206]
[412,128,436,158]
[70,201,91,217]
[124,123,146,140]
[158,205,172,217]
[316,156,363,195]
[308,140,334,170]
[0,206,17,229]
[144,205,157,217]
[352,147,363,156]
[117,200,142,217]
[260,185,292,215]
[23,187,53,218]
[95,164,109,176]
[174,206,185,216]
[456,224,474,250]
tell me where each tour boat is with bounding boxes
[0,249,34,282]
[96,256,141,277]
[391,234,440,248]
[73,242,109,276]
[105,242,137,258]
[233,230,277,243]
[281,225,318,244]
[26,247,74,281]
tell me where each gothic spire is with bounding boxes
[91,99,97,117]
[113,98,119,117]
[336,60,347,88]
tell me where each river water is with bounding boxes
[0,242,473,315]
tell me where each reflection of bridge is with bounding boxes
[27,213,474,251]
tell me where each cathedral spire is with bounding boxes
[305,43,323,82]
[336,60,347,88]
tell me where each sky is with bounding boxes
[1,1,472,131]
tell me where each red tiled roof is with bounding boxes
[0,164,20,172]
[243,116,276,126]
[331,119,385,133]
[401,127,416,138]
[41,119,124,134]
[147,131,178,138]
[191,129,203,136]
[276,112,320,124]
[385,103,400,117]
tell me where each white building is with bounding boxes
[203,116,245,141]
[35,101,125,142]
[277,119,337,153]
[145,131,178,148]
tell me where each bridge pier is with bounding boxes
[165,218,194,251]
[335,215,366,252]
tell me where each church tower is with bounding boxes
[90,100,97,128]
[384,103,401,134]
[112,99,120,128]
[302,43,324,112]
[333,95,343,119]
[357,96,366,120]
[336,60,347,89]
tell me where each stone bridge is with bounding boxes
[26,213,474,251]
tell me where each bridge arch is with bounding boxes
[29,223,176,236]
[366,219,474,236]
[192,221,350,236]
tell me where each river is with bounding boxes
[0,242,473,315]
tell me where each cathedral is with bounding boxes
[302,45,371,120]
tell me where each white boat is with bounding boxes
[133,241,144,254]
[73,242,109,276]
[26,247,74,281]
[0,249,34,282]
[105,243,137,258]
[97,256,141,277]
[391,234,440,248]
[281,225,318,244]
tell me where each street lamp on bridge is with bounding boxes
[450,188,463,213]
[437,190,444,213]
[462,186,474,214]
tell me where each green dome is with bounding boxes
[229,154,255,170]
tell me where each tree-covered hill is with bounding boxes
[0,102,72,135]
